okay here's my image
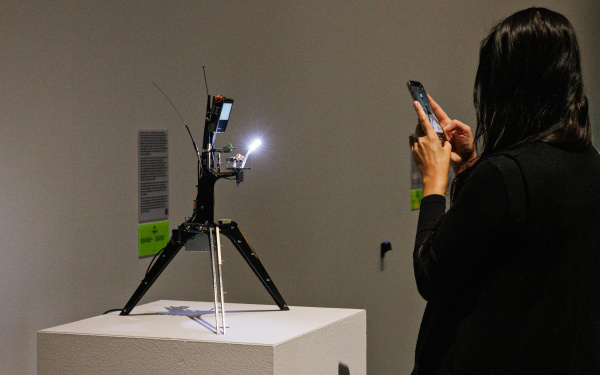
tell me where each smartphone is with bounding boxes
[406,81,446,141]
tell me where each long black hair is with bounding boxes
[452,7,591,201]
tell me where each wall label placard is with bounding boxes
[138,130,168,223]
[138,130,169,257]
[138,221,169,258]
[410,156,423,210]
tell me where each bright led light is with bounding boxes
[248,139,262,153]
[241,139,262,169]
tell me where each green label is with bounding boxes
[138,221,169,258]
[411,188,423,211]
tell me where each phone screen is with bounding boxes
[407,81,445,138]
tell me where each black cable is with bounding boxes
[146,246,166,276]
[102,245,167,315]
[103,308,122,315]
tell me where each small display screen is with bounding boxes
[215,101,233,133]
[220,102,232,121]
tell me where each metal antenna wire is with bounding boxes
[152,81,199,156]
[202,66,209,98]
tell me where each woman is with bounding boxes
[409,8,599,374]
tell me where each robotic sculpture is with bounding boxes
[120,88,289,334]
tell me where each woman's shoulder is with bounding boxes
[491,142,547,161]
[484,143,600,192]
[495,142,599,162]
[479,143,599,178]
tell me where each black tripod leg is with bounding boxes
[120,229,190,315]
[219,221,289,311]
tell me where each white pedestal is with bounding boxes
[38,300,366,375]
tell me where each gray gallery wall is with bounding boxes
[1,1,598,374]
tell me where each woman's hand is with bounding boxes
[409,101,452,197]
[428,95,476,174]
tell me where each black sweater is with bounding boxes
[412,143,600,375]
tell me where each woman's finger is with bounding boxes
[415,123,425,137]
[409,134,417,148]
[413,101,438,140]
[428,94,450,124]
[444,119,468,132]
